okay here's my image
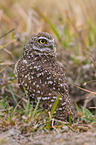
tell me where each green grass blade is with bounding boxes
[44,17,60,39]
[32,7,60,39]
[75,103,82,114]
[0,65,8,73]
[23,86,28,98]
[8,85,17,104]
[88,20,96,43]
[92,119,96,124]
[82,107,93,116]
[0,97,8,111]
[0,96,7,107]
[50,94,61,117]
[69,111,72,124]
[25,99,30,117]
[31,99,40,120]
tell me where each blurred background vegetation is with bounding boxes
[0,0,96,111]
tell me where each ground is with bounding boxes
[0,126,96,145]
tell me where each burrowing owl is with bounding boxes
[15,32,72,120]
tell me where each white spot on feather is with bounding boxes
[37,90,40,93]
[22,60,27,64]
[48,81,53,84]
[37,97,41,100]
[42,97,48,100]
[34,66,38,69]
[36,84,39,88]
[24,83,27,86]
[58,108,62,110]
[33,82,35,85]
[51,99,54,102]
[62,102,66,106]
[37,73,41,77]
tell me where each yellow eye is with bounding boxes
[39,39,47,44]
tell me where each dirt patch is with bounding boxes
[0,127,96,145]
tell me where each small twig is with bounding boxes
[83,49,96,62]
[70,83,96,96]
[83,80,96,86]
[12,98,26,115]
[54,118,69,124]
[0,28,15,39]
[51,118,58,131]
[89,107,96,109]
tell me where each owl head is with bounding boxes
[23,32,56,56]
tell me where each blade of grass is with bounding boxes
[8,85,17,104]
[0,28,15,39]
[25,98,30,117]
[82,107,93,116]
[69,111,72,124]
[23,86,28,98]
[31,99,40,121]
[44,17,60,39]
[75,102,82,114]
[0,97,7,109]
[32,7,60,39]
[0,39,16,50]
[71,84,96,96]
[88,20,96,43]
[51,94,61,117]
[0,65,8,73]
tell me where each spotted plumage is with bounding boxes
[15,32,72,120]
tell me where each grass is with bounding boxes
[0,93,68,133]
[0,0,96,135]
[0,93,95,134]
[76,103,96,124]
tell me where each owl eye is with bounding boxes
[38,39,47,44]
